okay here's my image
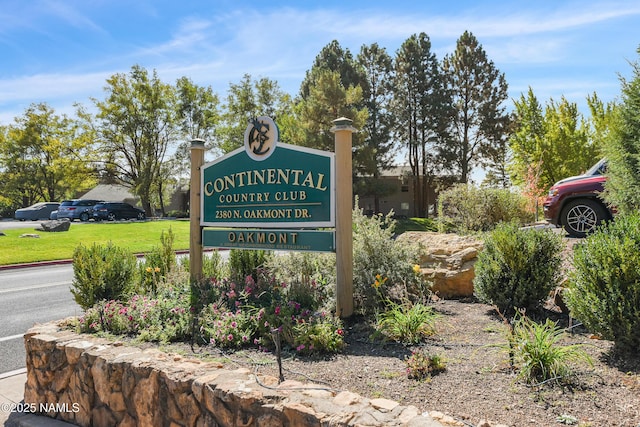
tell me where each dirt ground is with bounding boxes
[192,298,639,427]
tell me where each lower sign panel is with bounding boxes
[202,228,335,252]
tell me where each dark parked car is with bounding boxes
[92,202,146,221]
[14,202,60,221]
[56,199,103,221]
[543,158,613,238]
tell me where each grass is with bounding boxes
[0,220,191,266]
[394,217,437,234]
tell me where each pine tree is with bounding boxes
[441,31,510,184]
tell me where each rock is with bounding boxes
[0,231,5,236]
[398,232,483,298]
[37,219,71,232]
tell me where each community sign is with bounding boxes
[200,117,335,251]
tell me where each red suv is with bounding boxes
[543,158,614,237]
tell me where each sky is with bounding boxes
[1,0,639,127]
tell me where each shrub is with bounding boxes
[138,228,176,294]
[376,302,438,345]
[293,316,345,355]
[505,313,592,385]
[566,214,640,353]
[437,184,534,233]
[352,206,429,315]
[266,251,335,313]
[473,222,563,317]
[405,349,446,380]
[78,283,192,343]
[71,243,137,309]
[228,249,272,283]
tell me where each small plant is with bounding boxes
[405,349,446,380]
[71,242,137,309]
[505,313,592,385]
[376,301,438,345]
[474,222,563,317]
[556,414,579,425]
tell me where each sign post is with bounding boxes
[331,117,356,318]
[190,139,205,283]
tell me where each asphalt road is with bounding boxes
[0,264,80,374]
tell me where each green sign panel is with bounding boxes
[201,140,335,228]
[203,229,335,252]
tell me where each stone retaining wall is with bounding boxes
[24,321,443,427]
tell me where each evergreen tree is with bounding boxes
[441,31,510,183]
[292,41,368,172]
[393,33,451,217]
[355,43,397,212]
[602,46,640,214]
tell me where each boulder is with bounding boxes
[398,232,483,298]
[37,219,71,232]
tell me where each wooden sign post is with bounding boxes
[331,117,356,318]
[189,139,205,283]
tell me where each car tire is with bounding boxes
[560,199,607,238]
[137,212,146,221]
[80,212,90,222]
[107,212,117,221]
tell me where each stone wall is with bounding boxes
[24,321,444,427]
[398,232,483,299]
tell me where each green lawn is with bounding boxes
[0,220,191,266]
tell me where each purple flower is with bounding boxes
[227,334,234,341]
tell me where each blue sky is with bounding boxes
[1,0,639,126]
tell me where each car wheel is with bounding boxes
[561,199,607,238]
[80,212,90,222]
[107,212,117,221]
[137,212,146,221]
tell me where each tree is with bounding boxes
[602,46,640,214]
[292,69,368,156]
[441,31,510,183]
[217,74,292,154]
[0,103,97,208]
[170,77,221,186]
[509,88,601,192]
[355,43,397,212]
[299,40,368,101]
[393,33,451,217]
[92,65,177,216]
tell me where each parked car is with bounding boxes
[14,202,61,221]
[543,158,613,238]
[92,202,146,221]
[56,199,103,221]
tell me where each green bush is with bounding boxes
[566,214,640,353]
[228,249,272,283]
[71,243,137,309]
[352,206,429,315]
[473,222,563,317]
[437,184,534,233]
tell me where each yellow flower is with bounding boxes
[145,267,152,273]
[413,264,421,274]
[154,267,161,273]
